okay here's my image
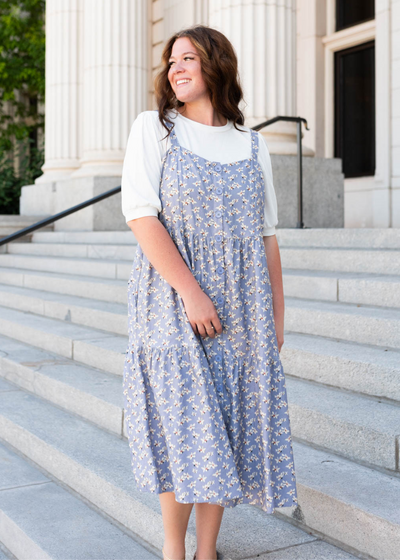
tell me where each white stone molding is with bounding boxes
[36,0,83,183]
[374,0,392,227]
[72,0,149,177]
[391,0,400,227]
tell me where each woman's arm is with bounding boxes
[128,216,223,339]
[263,234,284,352]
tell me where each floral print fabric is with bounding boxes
[123,121,298,513]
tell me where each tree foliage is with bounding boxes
[0,0,45,213]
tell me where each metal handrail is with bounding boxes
[0,186,121,246]
[253,116,309,228]
[0,116,309,247]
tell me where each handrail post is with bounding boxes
[296,120,304,229]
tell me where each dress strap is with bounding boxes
[250,129,260,161]
[163,120,180,149]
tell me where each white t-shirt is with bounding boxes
[121,109,278,236]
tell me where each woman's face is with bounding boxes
[168,37,209,104]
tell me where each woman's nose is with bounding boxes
[172,60,185,73]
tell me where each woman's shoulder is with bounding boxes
[231,122,269,155]
[238,124,264,142]
[234,121,250,132]
[133,110,176,138]
[133,109,161,127]
[231,121,263,144]
[135,109,176,125]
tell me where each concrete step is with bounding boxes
[286,376,400,472]
[281,332,400,403]
[0,253,131,280]
[1,259,399,310]
[0,283,127,335]
[285,297,400,349]
[278,441,400,560]
[0,335,124,435]
[30,227,400,249]
[283,268,400,308]
[32,230,135,245]
[7,241,137,261]
[0,382,321,560]
[0,439,159,560]
[1,273,399,350]
[275,227,400,249]
[280,247,400,275]
[0,215,53,240]
[0,266,127,304]
[2,333,397,473]
[1,303,398,400]
[0,545,15,560]
[2,245,400,308]
[0,385,383,559]
[0,306,126,374]
[0,382,378,560]
[9,233,400,277]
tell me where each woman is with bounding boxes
[121,25,298,560]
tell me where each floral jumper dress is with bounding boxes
[123,119,298,514]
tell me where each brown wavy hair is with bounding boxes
[154,25,248,139]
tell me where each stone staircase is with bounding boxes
[0,227,399,560]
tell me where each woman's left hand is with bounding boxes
[263,235,285,353]
[274,312,284,353]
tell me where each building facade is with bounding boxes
[20,0,399,230]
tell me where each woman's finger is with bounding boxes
[211,316,223,335]
[205,323,216,338]
[196,323,207,338]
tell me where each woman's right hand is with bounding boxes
[127,217,223,340]
[181,286,223,339]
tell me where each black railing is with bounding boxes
[0,187,121,246]
[0,116,309,247]
[252,116,309,228]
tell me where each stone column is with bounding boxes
[72,0,148,177]
[163,0,208,39]
[209,0,311,155]
[296,0,326,157]
[35,0,83,183]
[390,0,400,227]
[374,0,400,228]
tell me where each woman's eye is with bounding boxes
[168,57,194,67]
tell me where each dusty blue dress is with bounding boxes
[122,119,298,513]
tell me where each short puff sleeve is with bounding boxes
[257,132,278,236]
[121,111,166,223]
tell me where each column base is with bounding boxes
[71,162,124,178]
[271,155,344,228]
[35,159,81,184]
[20,176,128,231]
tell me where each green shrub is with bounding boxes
[0,139,44,214]
[0,0,45,214]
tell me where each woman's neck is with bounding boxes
[176,105,227,127]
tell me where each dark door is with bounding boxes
[336,0,374,31]
[334,41,375,178]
